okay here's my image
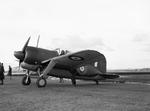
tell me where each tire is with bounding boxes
[22,75,31,86]
[36,77,47,88]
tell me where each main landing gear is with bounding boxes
[22,70,31,86]
[36,76,47,88]
[36,68,47,88]
[71,74,76,86]
[95,80,99,85]
[71,78,76,86]
[21,68,47,88]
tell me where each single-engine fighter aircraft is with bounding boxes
[14,37,119,87]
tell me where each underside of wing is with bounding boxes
[99,73,120,79]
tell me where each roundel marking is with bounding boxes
[68,55,84,61]
[80,66,85,72]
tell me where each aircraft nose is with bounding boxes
[14,51,25,60]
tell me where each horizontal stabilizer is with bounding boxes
[100,73,119,79]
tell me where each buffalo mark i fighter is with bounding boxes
[14,37,119,88]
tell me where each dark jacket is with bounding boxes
[7,66,12,76]
[0,65,5,80]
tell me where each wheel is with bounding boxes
[22,75,31,86]
[36,77,47,88]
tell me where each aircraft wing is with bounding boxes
[41,50,106,77]
[42,50,104,68]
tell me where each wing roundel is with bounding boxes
[68,55,84,61]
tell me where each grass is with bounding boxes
[0,76,150,111]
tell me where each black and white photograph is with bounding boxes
[0,0,150,111]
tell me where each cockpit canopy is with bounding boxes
[55,48,70,56]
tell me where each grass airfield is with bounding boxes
[0,76,150,111]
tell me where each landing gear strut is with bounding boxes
[95,80,99,85]
[71,73,76,86]
[71,78,76,86]
[36,67,47,88]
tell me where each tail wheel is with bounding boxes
[22,75,31,86]
[36,77,47,88]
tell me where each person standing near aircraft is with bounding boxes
[59,50,65,83]
[0,63,5,85]
[7,65,12,80]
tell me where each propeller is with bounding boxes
[22,37,31,53]
[36,35,40,48]
[14,37,31,68]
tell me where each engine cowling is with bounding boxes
[23,46,59,65]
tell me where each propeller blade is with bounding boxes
[36,35,40,48]
[22,37,31,53]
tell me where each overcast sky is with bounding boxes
[0,0,150,69]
